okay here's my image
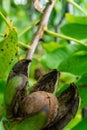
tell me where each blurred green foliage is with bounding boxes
[0,0,87,130]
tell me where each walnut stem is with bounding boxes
[26,0,56,60]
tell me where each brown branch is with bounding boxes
[26,0,56,60]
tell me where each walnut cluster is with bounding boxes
[4,59,79,130]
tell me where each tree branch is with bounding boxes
[26,0,56,60]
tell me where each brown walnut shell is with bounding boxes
[20,91,59,126]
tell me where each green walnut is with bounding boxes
[4,59,31,119]
[4,76,25,107]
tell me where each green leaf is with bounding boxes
[0,79,6,104]
[72,117,87,130]
[79,87,87,108]
[42,42,63,52]
[0,29,18,78]
[12,109,48,130]
[59,54,87,75]
[41,42,87,69]
[66,13,87,25]
[78,72,87,85]
[60,23,87,40]
[59,72,79,88]
[0,79,6,93]
[77,72,87,108]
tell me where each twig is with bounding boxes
[18,42,31,50]
[67,0,87,16]
[26,0,56,60]
[0,12,11,29]
[18,18,40,37]
[44,28,87,47]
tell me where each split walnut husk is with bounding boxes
[43,83,79,130]
[4,59,31,119]
[30,69,60,93]
[4,63,79,130]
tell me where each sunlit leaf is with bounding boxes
[59,72,79,87]
[72,117,87,130]
[66,13,87,25]
[0,29,18,78]
[61,23,87,39]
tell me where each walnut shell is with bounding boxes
[20,91,59,126]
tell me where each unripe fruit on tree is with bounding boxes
[4,59,31,118]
